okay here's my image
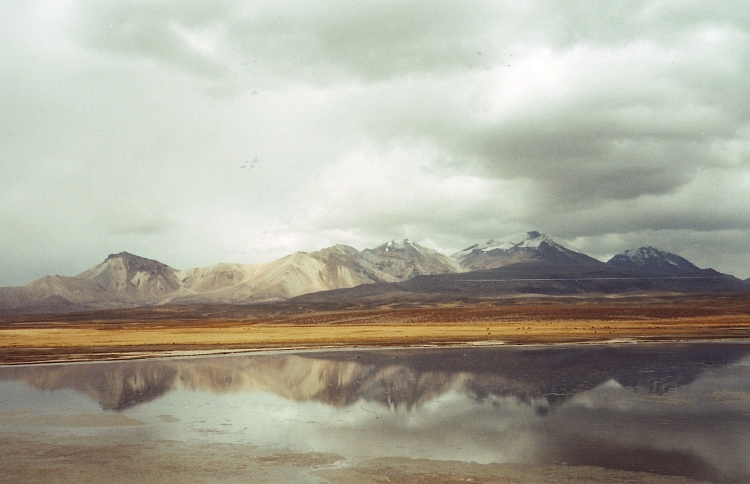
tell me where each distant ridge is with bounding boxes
[1,232,747,314]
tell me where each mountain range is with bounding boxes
[1,232,747,314]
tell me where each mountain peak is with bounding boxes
[452,231,595,271]
[607,247,700,275]
[362,239,460,279]
[453,231,580,257]
[107,251,135,260]
[367,239,434,255]
[381,239,418,252]
[105,251,161,264]
[77,251,181,299]
[3,233,748,314]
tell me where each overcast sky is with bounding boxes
[2,0,750,286]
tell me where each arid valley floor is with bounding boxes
[2,294,749,365]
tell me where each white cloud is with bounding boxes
[1,0,750,284]
[289,145,532,249]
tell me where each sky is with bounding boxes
[2,0,750,286]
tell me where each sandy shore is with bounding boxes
[2,300,750,364]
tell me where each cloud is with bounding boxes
[76,1,233,77]
[350,35,750,203]
[75,0,501,85]
[2,0,750,284]
[291,145,532,244]
[79,1,743,85]
[106,213,173,236]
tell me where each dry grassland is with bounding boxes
[2,296,750,364]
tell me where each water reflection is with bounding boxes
[2,343,750,482]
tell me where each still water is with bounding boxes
[2,343,750,483]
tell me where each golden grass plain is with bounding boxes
[2,294,750,365]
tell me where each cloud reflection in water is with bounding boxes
[2,343,750,482]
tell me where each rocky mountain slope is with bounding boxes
[78,252,183,302]
[606,246,701,275]
[603,246,745,293]
[0,239,461,312]
[167,241,460,304]
[1,233,746,313]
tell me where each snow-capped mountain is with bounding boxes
[606,247,701,276]
[1,233,747,313]
[452,231,600,270]
[362,239,461,280]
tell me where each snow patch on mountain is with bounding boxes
[363,239,461,280]
[606,247,701,276]
[384,239,416,251]
[452,231,594,271]
[453,231,583,259]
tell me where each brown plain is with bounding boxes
[1,294,749,365]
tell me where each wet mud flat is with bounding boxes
[0,435,336,484]
[0,436,708,484]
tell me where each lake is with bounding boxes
[2,342,750,483]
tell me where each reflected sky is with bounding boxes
[2,343,750,483]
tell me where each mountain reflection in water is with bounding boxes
[2,343,750,483]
